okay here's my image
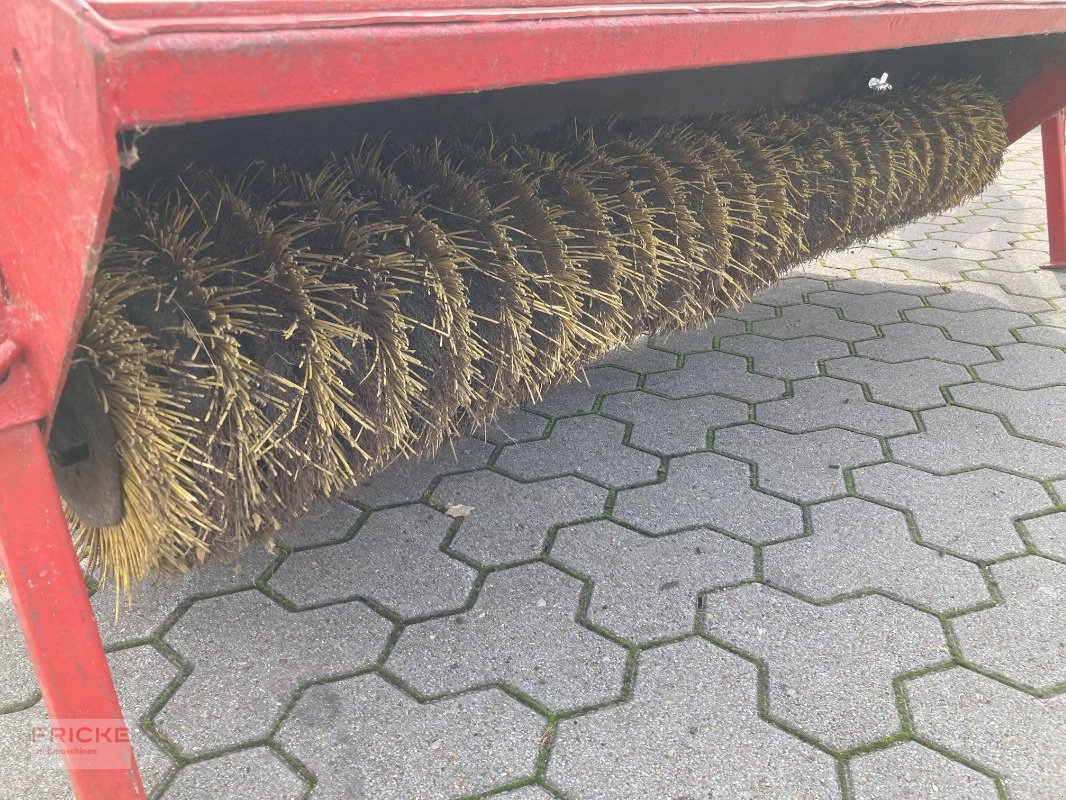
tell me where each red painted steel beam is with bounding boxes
[1006,63,1066,141]
[1041,112,1066,269]
[0,423,145,799]
[98,4,1066,128]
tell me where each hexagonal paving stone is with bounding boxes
[848,742,999,800]
[968,268,1064,300]
[824,356,969,410]
[756,377,917,437]
[593,336,678,372]
[751,303,876,341]
[925,281,1052,313]
[951,556,1066,692]
[347,437,494,509]
[905,667,1066,800]
[651,318,747,353]
[547,638,838,799]
[600,390,748,455]
[808,288,926,325]
[718,334,850,379]
[550,521,752,643]
[1016,322,1066,348]
[950,383,1066,443]
[165,747,305,800]
[903,307,1036,346]
[973,342,1066,389]
[613,452,803,542]
[820,245,892,272]
[764,497,989,612]
[157,592,390,756]
[485,408,549,445]
[433,470,607,565]
[269,504,477,618]
[750,276,831,306]
[643,350,785,401]
[715,425,884,502]
[277,676,542,800]
[387,563,627,711]
[855,323,993,365]
[704,585,947,750]
[890,406,1066,480]
[495,788,555,800]
[494,415,660,487]
[830,273,941,296]
[526,366,637,417]
[0,586,38,707]
[853,463,1046,560]
[1023,512,1065,559]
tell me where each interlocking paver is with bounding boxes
[831,272,942,295]
[848,742,999,800]
[715,425,883,502]
[495,415,660,486]
[905,667,1066,800]
[0,587,37,707]
[1023,512,1065,559]
[600,390,747,455]
[592,335,678,371]
[951,556,1066,691]
[652,317,747,353]
[808,289,925,324]
[950,383,1066,443]
[973,342,1066,388]
[157,592,390,755]
[346,436,494,508]
[968,268,1065,299]
[551,521,752,643]
[434,470,607,565]
[643,349,786,401]
[752,303,877,341]
[855,322,994,365]
[613,452,803,541]
[820,245,893,272]
[165,747,305,800]
[824,356,968,409]
[757,377,917,436]
[1016,321,1066,347]
[526,366,637,416]
[853,463,1046,560]
[763,497,989,612]
[903,307,1035,346]
[547,637,838,799]
[890,406,1066,479]
[496,788,555,799]
[926,280,1052,313]
[387,563,627,711]
[719,334,850,379]
[485,408,549,445]
[876,256,978,284]
[751,276,831,306]
[269,504,477,617]
[277,676,542,800]
[704,585,947,749]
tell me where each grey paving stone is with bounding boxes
[613,452,803,542]
[905,667,1066,800]
[820,245,893,272]
[387,563,627,711]
[848,742,999,800]
[855,323,994,365]
[600,390,748,455]
[1022,511,1066,559]
[853,463,1045,560]
[547,637,838,799]
[0,586,38,707]
[495,788,555,800]
[717,301,778,322]
[974,343,1066,389]
[751,303,877,342]
[808,289,925,325]
[1016,322,1066,347]
[158,591,390,756]
[277,676,542,800]
[551,521,753,643]
[824,356,968,410]
[704,586,947,750]
[347,437,494,509]
[593,335,678,372]
[715,425,883,502]
[495,415,660,487]
[719,334,850,379]
[830,272,942,296]
[643,349,786,401]
[484,408,549,445]
[926,281,1052,313]
[269,504,476,618]
[978,248,1052,272]
[526,366,637,416]
[951,556,1066,691]
[652,317,747,353]
[950,383,1066,443]
[165,747,305,800]
[756,377,917,437]
[0,702,71,799]
[434,470,607,565]
[763,497,989,612]
[968,268,1065,300]
[750,276,831,306]
[904,307,1036,346]
[890,406,1066,480]
[275,498,363,548]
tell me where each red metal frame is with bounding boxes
[3,2,1066,797]
[1041,111,1066,269]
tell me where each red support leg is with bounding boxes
[1041,111,1066,270]
[0,422,145,800]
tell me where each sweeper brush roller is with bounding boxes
[52,78,1007,593]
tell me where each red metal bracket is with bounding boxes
[1041,111,1066,270]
